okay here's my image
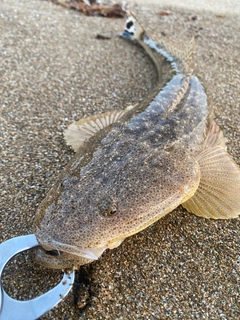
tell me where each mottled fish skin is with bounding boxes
[33,13,240,269]
[34,75,203,268]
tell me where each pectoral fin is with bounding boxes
[64,105,135,151]
[182,142,240,219]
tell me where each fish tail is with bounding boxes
[120,11,166,77]
[121,11,194,75]
[120,11,145,42]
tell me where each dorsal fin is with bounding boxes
[164,71,193,117]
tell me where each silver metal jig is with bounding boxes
[0,234,75,320]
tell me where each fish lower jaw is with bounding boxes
[40,240,107,260]
[36,234,126,261]
[33,246,95,270]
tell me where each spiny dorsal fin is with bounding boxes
[164,71,193,117]
[182,121,240,219]
[64,105,135,151]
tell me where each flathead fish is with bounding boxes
[33,13,240,269]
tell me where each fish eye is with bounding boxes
[98,197,118,217]
[45,250,62,257]
[102,204,118,217]
[108,204,118,216]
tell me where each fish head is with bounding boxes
[33,145,200,270]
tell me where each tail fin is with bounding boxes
[120,12,164,77]
[121,12,195,75]
[120,11,145,41]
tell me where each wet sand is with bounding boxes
[0,0,239,319]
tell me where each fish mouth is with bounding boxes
[36,236,125,261]
[33,237,126,269]
[39,239,107,260]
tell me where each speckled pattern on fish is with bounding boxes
[32,13,240,270]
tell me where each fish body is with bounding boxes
[33,13,240,269]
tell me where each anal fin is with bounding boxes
[64,105,135,151]
[182,145,240,219]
